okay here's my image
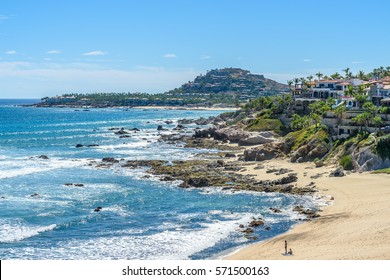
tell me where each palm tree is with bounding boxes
[342,68,350,79]
[357,70,366,80]
[293,78,300,89]
[379,66,385,77]
[299,77,307,89]
[330,72,342,80]
[315,72,323,81]
[385,66,390,77]
[334,103,346,125]
[373,68,381,80]
[307,75,313,82]
[287,80,293,90]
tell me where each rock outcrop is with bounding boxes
[352,145,390,171]
[290,138,329,163]
[243,143,283,161]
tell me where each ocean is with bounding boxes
[0,99,316,260]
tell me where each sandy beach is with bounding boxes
[224,159,390,260]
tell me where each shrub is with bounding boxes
[375,135,390,160]
[245,118,283,134]
[339,155,353,170]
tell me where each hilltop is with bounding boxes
[168,68,288,96]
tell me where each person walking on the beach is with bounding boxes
[284,240,288,255]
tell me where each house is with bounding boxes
[292,79,365,110]
[369,77,390,106]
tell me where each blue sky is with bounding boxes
[1,0,390,98]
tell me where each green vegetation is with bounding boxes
[170,68,287,96]
[339,155,353,170]
[284,125,330,152]
[241,94,292,135]
[288,65,390,84]
[371,167,390,174]
[245,118,283,134]
[291,114,310,131]
[375,135,390,160]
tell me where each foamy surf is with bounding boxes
[0,219,56,243]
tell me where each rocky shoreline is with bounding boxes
[81,116,330,240]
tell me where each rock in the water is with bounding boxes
[224,153,236,158]
[87,144,99,147]
[270,207,282,213]
[173,124,186,130]
[242,228,254,234]
[102,157,119,163]
[181,177,209,188]
[94,206,103,212]
[74,183,84,187]
[248,218,264,227]
[115,128,130,135]
[157,125,168,131]
[38,155,49,159]
[76,144,84,148]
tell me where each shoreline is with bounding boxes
[224,161,390,260]
[25,104,239,111]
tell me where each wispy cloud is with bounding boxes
[83,50,107,56]
[0,15,8,21]
[47,50,62,54]
[163,53,177,58]
[351,61,365,64]
[303,59,312,62]
[5,50,16,55]
[200,55,211,60]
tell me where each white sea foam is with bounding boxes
[0,219,56,243]
[0,157,88,179]
[9,214,252,259]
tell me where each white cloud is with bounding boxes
[5,50,17,55]
[47,50,62,54]
[0,15,8,21]
[83,50,107,56]
[44,58,53,61]
[200,55,211,60]
[163,53,177,58]
[303,59,312,62]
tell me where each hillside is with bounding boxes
[168,68,288,96]
[35,68,288,108]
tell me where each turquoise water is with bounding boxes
[0,100,315,259]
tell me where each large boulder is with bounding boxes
[353,145,390,171]
[213,126,251,142]
[193,127,216,138]
[329,167,345,177]
[243,143,282,161]
[290,139,330,163]
[238,134,276,146]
